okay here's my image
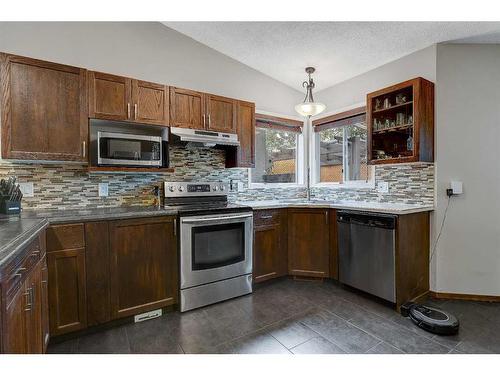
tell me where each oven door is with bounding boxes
[180,212,253,289]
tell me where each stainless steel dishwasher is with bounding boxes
[337,210,396,303]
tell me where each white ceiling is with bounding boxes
[163,22,500,92]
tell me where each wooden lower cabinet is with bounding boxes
[1,233,48,353]
[253,210,287,283]
[288,208,330,278]
[47,248,87,336]
[109,216,178,319]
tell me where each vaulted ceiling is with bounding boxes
[163,22,500,92]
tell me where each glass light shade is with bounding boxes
[295,101,326,117]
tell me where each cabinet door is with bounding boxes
[88,71,131,121]
[206,94,236,133]
[47,248,87,336]
[131,80,169,126]
[40,259,50,352]
[3,286,28,353]
[236,100,255,167]
[109,217,177,319]
[0,53,88,161]
[288,209,330,278]
[25,262,43,354]
[85,221,111,326]
[169,87,205,129]
[253,223,282,283]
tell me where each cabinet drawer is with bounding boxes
[254,210,282,226]
[46,224,85,252]
[5,237,42,301]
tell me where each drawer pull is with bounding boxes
[260,215,273,219]
[13,267,27,278]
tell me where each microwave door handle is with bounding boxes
[182,213,253,224]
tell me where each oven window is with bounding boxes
[191,223,245,271]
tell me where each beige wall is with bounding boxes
[435,44,500,296]
[0,22,301,116]
[316,45,437,112]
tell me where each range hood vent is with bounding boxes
[170,127,239,147]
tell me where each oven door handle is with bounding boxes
[181,213,253,224]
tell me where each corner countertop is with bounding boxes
[0,206,178,268]
[236,199,434,215]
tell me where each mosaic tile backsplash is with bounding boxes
[0,145,433,210]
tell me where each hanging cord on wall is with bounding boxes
[429,194,453,264]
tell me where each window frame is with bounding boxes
[248,113,306,189]
[311,106,375,189]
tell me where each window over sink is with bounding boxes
[312,107,373,186]
[249,115,305,187]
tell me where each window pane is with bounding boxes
[317,120,368,183]
[252,127,297,183]
[319,127,344,183]
[345,123,368,182]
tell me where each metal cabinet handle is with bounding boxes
[82,141,86,158]
[173,218,177,237]
[31,250,40,257]
[134,104,138,120]
[208,114,211,127]
[127,103,131,119]
[14,267,26,278]
[325,211,329,225]
[203,114,206,127]
[24,287,32,311]
[260,215,273,219]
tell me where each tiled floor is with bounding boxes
[48,278,500,354]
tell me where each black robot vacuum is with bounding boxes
[401,302,459,335]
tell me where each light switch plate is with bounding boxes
[98,183,108,197]
[18,182,34,197]
[376,181,389,193]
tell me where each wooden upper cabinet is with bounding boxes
[132,80,169,125]
[206,94,236,133]
[225,100,256,168]
[367,77,434,164]
[88,71,169,126]
[288,208,330,278]
[0,53,88,161]
[88,71,131,121]
[169,87,205,129]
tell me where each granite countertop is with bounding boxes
[236,199,434,215]
[0,206,178,268]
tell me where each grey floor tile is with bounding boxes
[77,327,130,354]
[319,295,364,320]
[46,338,78,354]
[291,336,346,354]
[218,329,291,354]
[348,310,449,354]
[46,279,500,355]
[126,317,184,354]
[303,312,381,353]
[366,342,404,354]
[266,317,319,349]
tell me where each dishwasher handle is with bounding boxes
[337,211,396,229]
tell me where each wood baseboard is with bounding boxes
[430,291,500,303]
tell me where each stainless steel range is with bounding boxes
[164,181,253,312]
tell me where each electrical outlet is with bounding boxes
[98,183,108,197]
[18,182,34,197]
[376,181,389,193]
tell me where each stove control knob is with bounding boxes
[168,186,175,192]
[178,186,185,192]
[220,185,225,191]
[213,186,218,192]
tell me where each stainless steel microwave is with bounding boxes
[97,131,164,167]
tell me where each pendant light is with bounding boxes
[294,67,326,117]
